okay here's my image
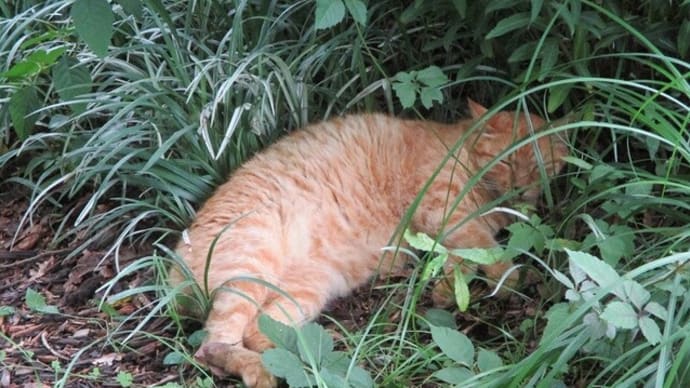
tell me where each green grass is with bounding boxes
[2,0,690,387]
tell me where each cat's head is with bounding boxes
[467,99,569,204]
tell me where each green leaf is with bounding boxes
[638,316,661,345]
[9,86,41,141]
[597,225,634,266]
[258,315,298,353]
[430,325,474,365]
[449,247,503,265]
[601,301,637,329]
[421,252,448,281]
[453,267,470,312]
[540,303,569,345]
[451,0,467,18]
[433,366,474,384]
[477,348,503,372]
[678,19,690,58]
[416,66,448,87]
[623,280,649,310]
[392,79,417,108]
[315,0,346,30]
[116,371,133,387]
[419,86,443,109]
[1,60,41,80]
[343,0,367,25]
[547,83,572,113]
[26,288,59,314]
[566,249,623,298]
[262,348,312,387]
[0,306,15,316]
[644,302,668,321]
[187,330,207,347]
[404,229,447,253]
[115,0,143,19]
[485,13,531,39]
[71,0,114,57]
[296,322,333,365]
[162,351,185,365]
[52,56,92,114]
[530,0,544,23]
[321,368,347,388]
[424,308,457,329]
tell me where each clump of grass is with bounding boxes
[2,0,690,387]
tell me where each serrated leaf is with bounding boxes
[262,348,312,386]
[453,267,470,312]
[71,0,114,57]
[623,280,649,310]
[485,13,531,39]
[315,0,345,30]
[162,351,185,365]
[477,348,503,372]
[9,86,41,141]
[416,66,448,87]
[343,0,366,25]
[644,302,667,321]
[601,301,637,329]
[296,322,333,365]
[392,81,417,108]
[433,366,474,384]
[420,86,443,109]
[638,316,662,345]
[258,314,298,353]
[449,247,503,265]
[25,288,59,314]
[430,325,474,365]
[566,249,623,298]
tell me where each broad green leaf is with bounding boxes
[566,249,622,298]
[601,301,637,329]
[392,80,417,108]
[187,330,206,347]
[162,351,185,365]
[26,288,59,314]
[404,229,447,253]
[644,302,668,321]
[540,303,569,344]
[9,86,41,141]
[115,0,143,19]
[0,306,15,316]
[116,371,133,387]
[416,66,448,87]
[430,325,474,365]
[449,247,503,265]
[547,83,572,113]
[346,365,374,388]
[26,48,65,66]
[52,56,92,114]
[623,280,649,310]
[296,322,333,365]
[1,60,41,80]
[539,38,559,79]
[420,86,443,109]
[552,269,574,289]
[258,314,298,353]
[597,225,634,266]
[315,0,345,30]
[320,368,347,388]
[421,252,448,281]
[424,308,457,329]
[71,0,114,57]
[485,13,531,39]
[262,348,312,387]
[530,0,544,23]
[453,267,470,312]
[638,316,662,345]
[433,366,474,384]
[343,0,367,25]
[477,348,503,372]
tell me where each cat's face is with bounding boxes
[467,100,568,204]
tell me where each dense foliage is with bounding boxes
[2,0,690,386]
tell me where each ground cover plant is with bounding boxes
[1,0,690,386]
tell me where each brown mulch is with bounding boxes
[0,189,184,388]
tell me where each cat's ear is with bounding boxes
[467,99,488,119]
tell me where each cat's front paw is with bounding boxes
[195,342,277,388]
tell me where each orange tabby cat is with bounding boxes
[169,100,567,387]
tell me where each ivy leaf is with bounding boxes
[430,325,474,365]
[71,0,114,57]
[600,301,637,329]
[315,0,345,30]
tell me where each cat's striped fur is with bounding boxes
[169,100,568,387]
